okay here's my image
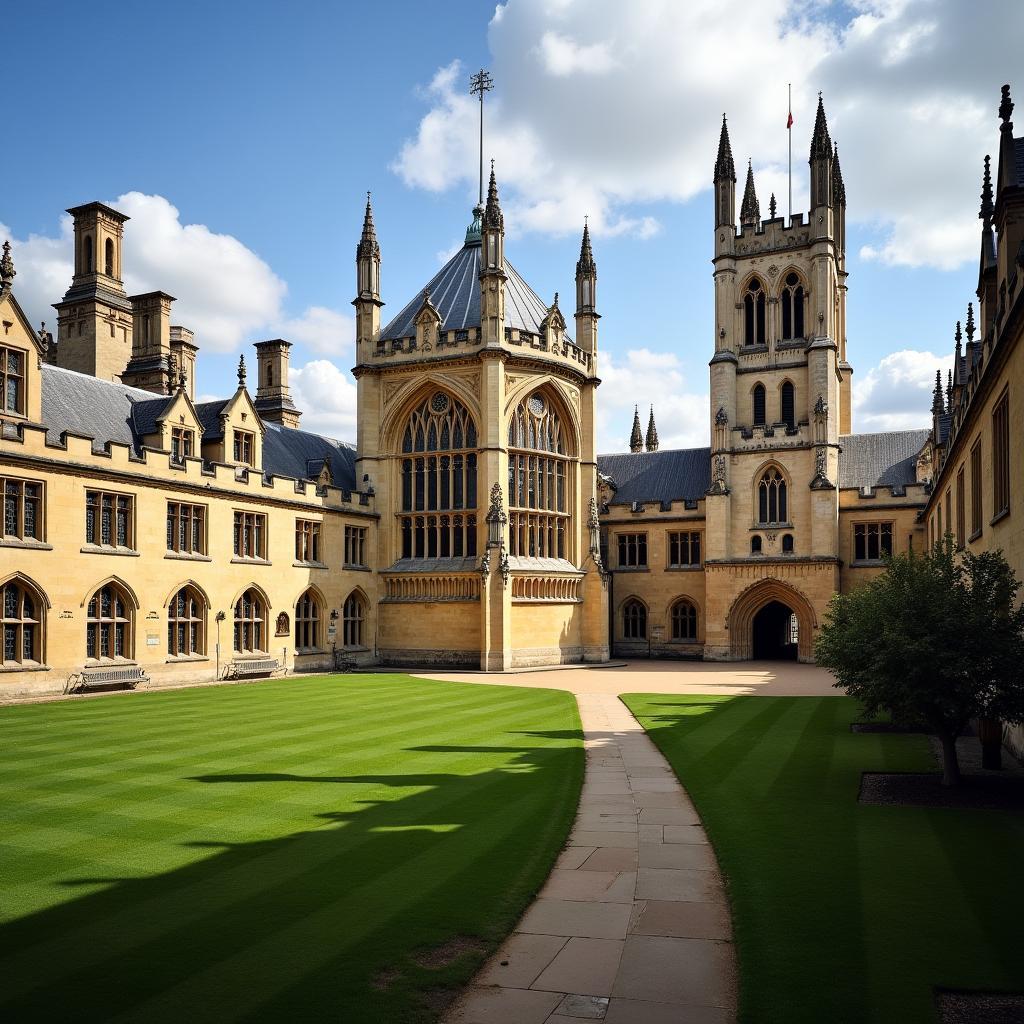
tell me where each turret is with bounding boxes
[809,95,833,213]
[645,407,659,452]
[714,115,736,231]
[353,193,383,355]
[575,219,599,357]
[832,143,847,257]
[254,339,301,428]
[479,162,506,347]
[931,369,945,440]
[739,160,760,229]
[122,291,175,394]
[994,84,1023,314]
[629,405,643,453]
[977,154,998,339]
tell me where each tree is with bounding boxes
[816,538,1024,786]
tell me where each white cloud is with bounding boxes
[393,0,1021,266]
[289,360,358,440]
[277,305,354,356]
[853,348,951,431]
[598,348,709,452]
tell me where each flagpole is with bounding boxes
[787,83,792,223]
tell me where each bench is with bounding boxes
[68,664,149,694]
[224,657,281,680]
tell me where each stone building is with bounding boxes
[2,91,1011,697]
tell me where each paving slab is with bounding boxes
[444,692,737,1024]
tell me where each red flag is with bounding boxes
[787,111,794,129]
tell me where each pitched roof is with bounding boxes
[597,448,711,505]
[379,240,559,342]
[38,363,357,490]
[838,429,929,490]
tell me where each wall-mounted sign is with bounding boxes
[146,634,159,646]
[59,610,74,619]
[146,611,159,620]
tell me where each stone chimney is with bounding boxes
[253,339,301,428]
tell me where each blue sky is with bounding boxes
[3,0,1019,450]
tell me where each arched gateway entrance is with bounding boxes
[727,579,817,662]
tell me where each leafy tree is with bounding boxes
[816,538,1024,786]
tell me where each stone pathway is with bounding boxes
[445,693,737,1023]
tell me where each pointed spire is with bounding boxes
[966,302,976,343]
[237,353,247,388]
[932,370,945,416]
[832,143,847,205]
[577,218,596,276]
[769,193,777,219]
[954,321,963,383]
[357,192,380,259]
[629,405,643,453]
[999,83,1014,128]
[740,160,760,226]
[980,155,994,224]
[946,369,953,409]
[483,159,503,231]
[0,240,14,289]
[645,407,659,452]
[714,114,736,182]
[810,93,832,160]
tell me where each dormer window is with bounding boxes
[170,426,194,463]
[744,278,766,346]
[1,346,25,415]
[233,429,254,466]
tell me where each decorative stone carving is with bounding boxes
[479,550,491,577]
[715,406,729,427]
[275,612,290,637]
[499,549,511,587]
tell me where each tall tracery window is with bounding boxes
[622,598,646,640]
[295,589,321,651]
[758,468,788,525]
[671,599,698,642]
[168,585,205,657]
[752,383,766,426]
[233,588,265,654]
[744,278,766,346]
[86,582,133,660]
[508,391,570,559]
[780,272,805,340]
[2,579,42,666]
[400,392,478,559]
[780,381,795,429]
[343,592,365,647]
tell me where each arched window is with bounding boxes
[781,272,805,340]
[104,238,115,277]
[622,598,646,640]
[743,278,766,346]
[343,592,365,648]
[233,588,265,654]
[780,381,795,429]
[84,235,94,274]
[758,468,788,524]
[782,533,794,554]
[752,383,766,426]
[671,599,698,642]
[266,365,273,387]
[400,392,478,559]
[2,579,42,666]
[295,589,321,652]
[508,391,571,559]
[751,535,763,554]
[168,585,205,657]
[86,582,133,660]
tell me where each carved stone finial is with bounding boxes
[966,302,976,342]
[769,193,777,219]
[999,83,1014,127]
[0,240,14,290]
[499,548,511,587]
[645,406,659,452]
[237,354,247,387]
[486,481,507,523]
[587,496,600,531]
[629,405,644,453]
[980,155,994,224]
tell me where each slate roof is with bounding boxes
[1015,138,1024,187]
[380,239,561,342]
[838,429,929,490]
[38,364,357,490]
[597,448,711,505]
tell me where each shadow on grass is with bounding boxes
[0,732,582,1024]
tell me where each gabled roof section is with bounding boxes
[262,421,357,492]
[838,429,930,490]
[379,241,560,342]
[597,448,711,506]
[194,399,229,441]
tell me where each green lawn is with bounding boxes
[623,694,1024,1024]
[0,674,583,1023]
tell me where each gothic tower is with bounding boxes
[704,97,848,662]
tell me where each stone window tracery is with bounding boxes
[508,391,570,559]
[233,588,265,654]
[400,392,478,559]
[671,599,698,642]
[86,582,133,661]
[757,468,788,525]
[743,277,766,346]
[2,578,41,666]
[168,585,205,657]
[780,272,805,340]
[343,592,365,648]
[295,589,321,651]
[622,598,646,640]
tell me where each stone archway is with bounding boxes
[727,578,817,662]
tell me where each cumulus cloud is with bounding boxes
[289,360,359,440]
[598,348,709,452]
[853,349,951,432]
[278,306,354,357]
[393,0,1019,265]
